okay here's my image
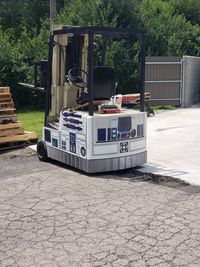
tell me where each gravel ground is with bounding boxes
[0,147,200,267]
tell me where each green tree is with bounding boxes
[169,0,200,25]
[139,0,200,56]
[0,0,64,36]
[57,0,117,26]
[106,39,141,94]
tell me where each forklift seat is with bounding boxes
[93,66,116,100]
[77,66,116,104]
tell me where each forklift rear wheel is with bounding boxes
[37,141,48,161]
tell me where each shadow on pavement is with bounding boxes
[50,157,200,195]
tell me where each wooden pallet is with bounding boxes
[0,94,12,103]
[0,108,16,115]
[0,130,37,151]
[0,114,17,123]
[0,87,38,150]
[0,122,24,137]
[0,138,38,151]
[0,87,10,93]
[0,121,22,130]
[0,102,14,109]
[122,92,151,104]
[0,131,37,144]
[0,128,24,137]
[0,87,16,123]
[0,88,12,105]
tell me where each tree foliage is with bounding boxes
[139,0,200,56]
[169,0,200,25]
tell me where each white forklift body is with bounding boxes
[37,26,147,173]
[44,109,146,173]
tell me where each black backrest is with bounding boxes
[93,66,116,100]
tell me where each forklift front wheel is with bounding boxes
[37,141,48,161]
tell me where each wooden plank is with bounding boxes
[0,128,24,137]
[0,87,10,93]
[0,110,16,117]
[0,97,12,103]
[0,139,37,151]
[0,115,17,123]
[0,94,12,104]
[0,122,21,130]
[0,102,14,109]
[122,92,151,104]
[0,132,37,144]
[0,93,11,97]
[0,108,16,114]
[0,108,15,111]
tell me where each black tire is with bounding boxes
[37,141,48,162]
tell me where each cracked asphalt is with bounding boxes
[0,148,200,267]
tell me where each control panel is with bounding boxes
[96,116,144,143]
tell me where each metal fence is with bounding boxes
[145,56,182,106]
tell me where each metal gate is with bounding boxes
[145,57,182,106]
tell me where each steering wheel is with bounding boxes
[68,68,88,88]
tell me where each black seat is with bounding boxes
[77,66,116,104]
[93,66,116,100]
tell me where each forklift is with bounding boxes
[34,26,147,173]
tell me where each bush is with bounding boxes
[0,21,49,110]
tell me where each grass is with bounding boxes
[17,111,44,140]
[152,105,175,112]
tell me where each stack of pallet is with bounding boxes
[0,87,37,151]
[122,92,151,105]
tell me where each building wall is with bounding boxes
[182,56,200,107]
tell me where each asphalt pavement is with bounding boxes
[1,147,200,266]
